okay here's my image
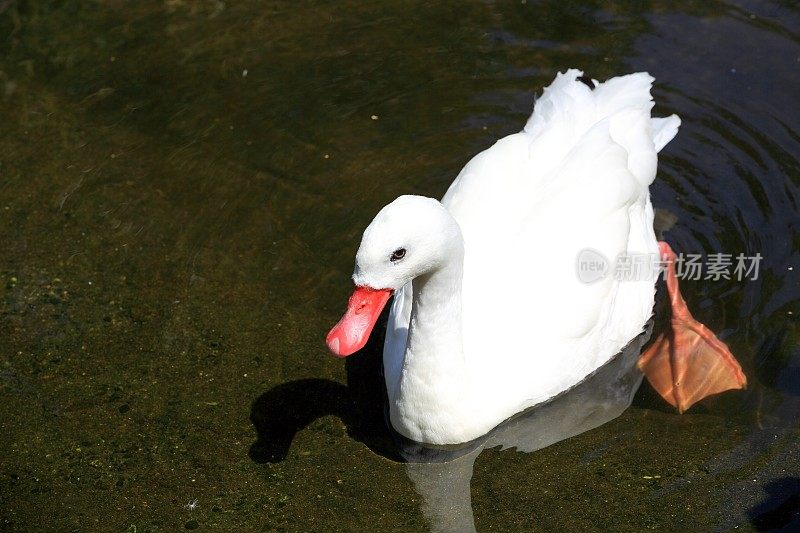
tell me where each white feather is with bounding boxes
[370,70,680,444]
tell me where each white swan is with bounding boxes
[327,70,746,445]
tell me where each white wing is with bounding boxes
[383,280,411,400]
[441,70,679,407]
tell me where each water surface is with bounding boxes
[1,1,798,531]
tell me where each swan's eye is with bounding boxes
[390,248,406,262]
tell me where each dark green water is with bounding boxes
[1,1,798,531]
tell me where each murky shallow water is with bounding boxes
[1,1,798,531]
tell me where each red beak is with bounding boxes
[326,286,393,357]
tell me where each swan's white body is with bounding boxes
[351,70,680,445]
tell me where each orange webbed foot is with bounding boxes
[637,242,747,413]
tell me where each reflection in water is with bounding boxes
[749,477,800,531]
[402,323,652,532]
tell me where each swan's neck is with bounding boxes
[391,243,472,443]
[407,260,465,370]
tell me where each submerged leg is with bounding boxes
[638,242,747,413]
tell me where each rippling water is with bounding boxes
[0,1,798,531]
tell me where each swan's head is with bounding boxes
[353,195,462,290]
[326,195,462,357]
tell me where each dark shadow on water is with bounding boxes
[249,318,401,463]
[249,378,351,463]
[749,477,800,531]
